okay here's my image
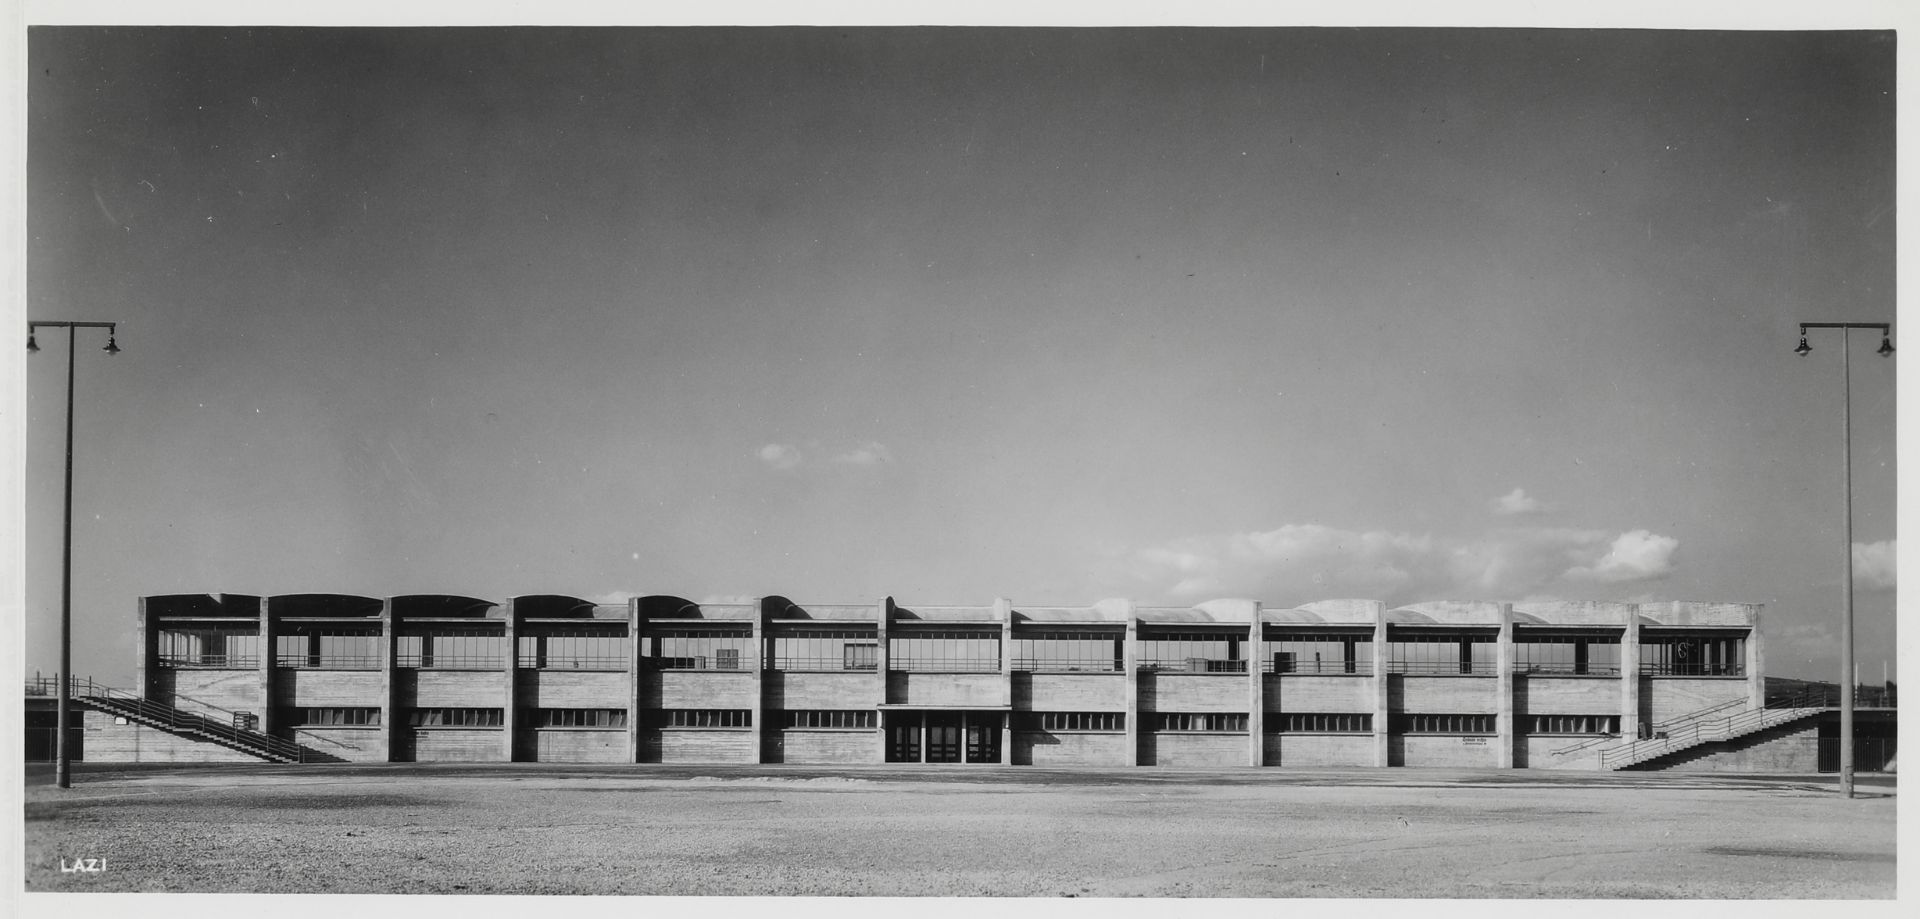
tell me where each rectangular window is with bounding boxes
[407,708,503,728]
[395,630,507,669]
[1010,632,1123,672]
[648,709,752,729]
[1394,713,1495,734]
[1526,715,1620,735]
[1154,712,1249,732]
[515,630,629,670]
[768,630,879,670]
[1013,711,1125,732]
[1512,633,1623,675]
[1262,634,1373,675]
[780,710,877,729]
[532,708,628,729]
[1639,636,1747,677]
[1386,632,1497,675]
[1266,713,1372,733]
[887,630,1000,672]
[274,630,382,669]
[283,707,381,727]
[1137,632,1247,672]
[156,628,260,669]
[648,629,755,671]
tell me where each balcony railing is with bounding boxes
[771,656,879,672]
[1513,663,1623,676]
[393,654,506,669]
[1386,660,1499,675]
[274,655,382,670]
[1264,659,1373,675]
[888,657,1000,673]
[157,654,259,669]
[648,655,753,671]
[514,654,630,671]
[1011,658,1120,673]
[1139,658,1248,673]
[1639,663,1745,677]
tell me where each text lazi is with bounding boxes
[59,857,106,873]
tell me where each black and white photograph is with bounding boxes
[9,1,1905,908]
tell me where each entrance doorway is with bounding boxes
[884,711,1003,763]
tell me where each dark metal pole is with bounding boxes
[56,328,75,789]
[1840,329,1854,799]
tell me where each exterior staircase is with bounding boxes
[27,675,307,764]
[1597,689,1830,770]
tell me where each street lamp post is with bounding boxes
[1793,321,1892,800]
[26,320,121,789]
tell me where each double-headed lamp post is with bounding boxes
[26,320,121,789]
[1793,321,1892,800]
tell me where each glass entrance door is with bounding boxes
[966,713,1001,764]
[886,715,921,763]
[925,713,963,763]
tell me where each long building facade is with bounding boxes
[88,593,1773,769]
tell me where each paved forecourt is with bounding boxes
[22,763,1897,898]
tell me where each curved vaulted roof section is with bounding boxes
[269,594,383,617]
[390,595,499,619]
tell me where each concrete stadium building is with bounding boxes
[32,591,1872,772]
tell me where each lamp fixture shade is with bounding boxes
[1794,336,1812,356]
[1878,335,1894,357]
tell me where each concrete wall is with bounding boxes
[1264,734,1374,767]
[1140,732,1246,766]
[1646,678,1749,724]
[1393,734,1500,768]
[288,726,386,763]
[527,730,627,763]
[1514,676,1620,715]
[651,730,756,763]
[404,728,502,762]
[82,710,263,763]
[404,671,505,708]
[155,669,262,717]
[769,730,874,764]
[1140,674,1245,712]
[1519,736,1606,771]
[277,670,384,707]
[517,671,628,708]
[1267,675,1373,711]
[767,672,872,709]
[887,673,1009,707]
[1013,673,1125,709]
[644,672,757,709]
[1395,676,1498,713]
[1014,731,1130,766]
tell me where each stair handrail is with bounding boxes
[64,675,306,763]
[1600,688,1832,769]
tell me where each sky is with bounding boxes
[15,25,1899,686]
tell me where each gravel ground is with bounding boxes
[21,763,1896,897]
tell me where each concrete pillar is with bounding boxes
[1746,605,1765,710]
[1621,608,1642,739]
[750,598,767,763]
[379,597,396,762]
[876,597,892,763]
[1122,600,1140,766]
[1495,604,1515,769]
[995,597,1013,765]
[135,596,152,699]
[1249,604,1264,766]
[1371,602,1389,767]
[501,599,518,763]
[626,597,641,763]
[257,596,274,737]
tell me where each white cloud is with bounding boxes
[1853,540,1896,591]
[758,443,803,471]
[585,591,637,606]
[832,441,893,466]
[697,594,761,605]
[1564,529,1679,583]
[1491,487,1544,516]
[1120,523,1682,603]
